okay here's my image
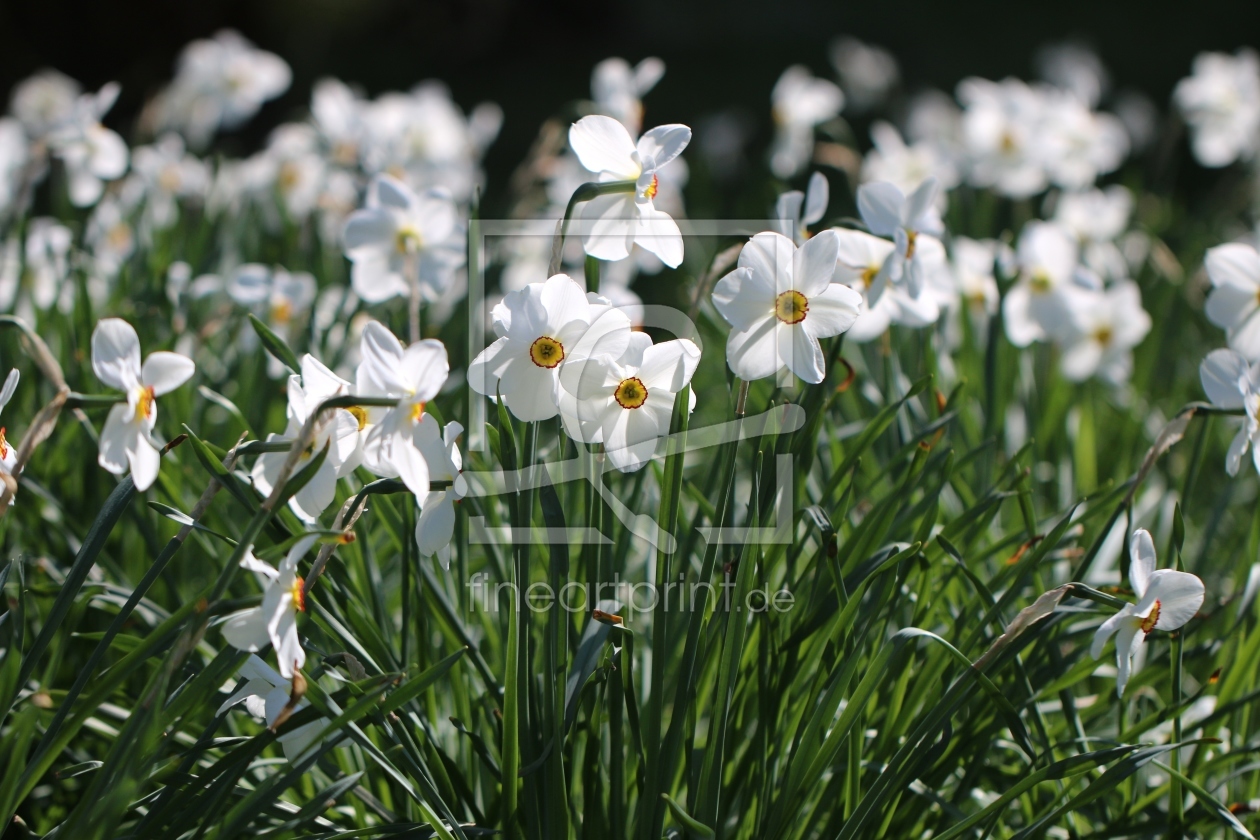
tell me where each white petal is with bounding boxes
[780,323,825,384]
[739,232,795,291]
[1129,529,1157,597]
[1114,620,1143,697]
[636,124,691,171]
[1144,570,1205,631]
[1200,348,1250,409]
[415,490,456,561]
[141,352,195,396]
[97,404,134,475]
[0,369,19,410]
[222,607,271,653]
[1226,426,1250,476]
[856,181,904,237]
[633,204,684,269]
[500,355,561,421]
[570,115,639,178]
[1205,284,1260,334]
[712,267,774,331]
[582,193,637,262]
[1090,607,1132,659]
[272,609,305,679]
[400,339,450,402]
[725,317,781,382]
[394,430,432,498]
[636,339,700,392]
[128,436,161,492]
[342,207,395,252]
[92,318,141,390]
[540,274,594,336]
[371,174,415,211]
[467,336,516,398]
[792,229,841,297]
[802,283,862,339]
[802,171,829,225]
[1206,243,1260,292]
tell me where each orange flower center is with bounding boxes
[290,576,306,612]
[410,401,426,422]
[614,377,648,409]
[135,386,156,422]
[642,174,659,200]
[529,336,565,368]
[775,290,809,325]
[1140,600,1161,636]
[0,426,8,459]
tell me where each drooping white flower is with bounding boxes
[354,322,449,497]
[1002,221,1091,347]
[957,78,1048,199]
[468,273,631,421]
[222,535,320,679]
[48,83,128,207]
[861,122,959,204]
[252,354,363,522]
[832,229,939,342]
[218,654,327,764]
[769,66,844,179]
[92,319,195,492]
[712,230,862,383]
[414,420,465,570]
[856,178,944,299]
[569,115,690,268]
[0,369,20,475]
[1174,50,1260,168]
[773,171,829,245]
[591,57,665,134]
[1053,186,1133,280]
[341,174,462,304]
[1058,282,1151,384]
[1203,243,1260,360]
[1091,529,1205,697]
[1200,348,1260,476]
[829,37,899,114]
[561,335,699,472]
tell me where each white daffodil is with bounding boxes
[857,177,944,299]
[252,354,363,522]
[861,122,959,204]
[130,133,209,232]
[1058,282,1151,385]
[950,237,1002,340]
[769,66,844,179]
[569,115,691,268]
[48,83,128,208]
[10,69,79,139]
[85,198,136,281]
[829,36,899,114]
[0,369,19,476]
[957,77,1048,199]
[591,57,665,134]
[1037,91,1128,190]
[227,263,317,377]
[414,420,465,570]
[561,335,699,472]
[1054,186,1133,281]
[0,120,29,219]
[1200,348,1260,476]
[354,322,449,497]
[1174,50,1260,168]
[341,174,462,304]
[23,218,72,310]
[712,230,862,384]
[222,535,320,679]
[1204,243,1260,360]
[1002,221,1092,347]
[832,228,939,342]
[218,654,327,764]
[468,273,631,421]
[92,319,195,492]
[774,171,829,245]
[1091,529,1205,697]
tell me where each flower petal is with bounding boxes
[792,228,840,297]
[802,283,862,339]
[1200,348,1250,409]
[636,123,691,171]
[856,181,904,237]
[633,204,684,269]
[570,115,638,178]
[400,339,450,402]
[92,318,141,391]
[1129,529,1157,597]
[712,267,774,331]
[141,351,195,396]
[725,316,781,382]
[1145,569,1205,631]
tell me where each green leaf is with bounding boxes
[248,312,300,375]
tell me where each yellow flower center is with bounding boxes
[1000,132,1017,153]
[775,290,809,325]
[614,377,648,409]
[1140,600,1161,635]
[529,336,565,368]
[347,405,369,430]
[271,299,293,325]
[642,174,659,200]
[277,161,300,192]
[395,227,423,254]
[1029,272,1052,294]
[410,401,426,422]
[135,386,156,422]
[860,266,878,289]
[904,230,918,260]
[1093,326,1114,347]
[290,576,306,612]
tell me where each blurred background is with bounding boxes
[3,0,1259,213]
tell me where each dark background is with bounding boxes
[2,0,1258,204]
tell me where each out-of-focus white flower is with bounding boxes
[0,369,19,476]
[92,318,195,491]
[957,78,1048,198]
[569,115,691,268]
[227,263,317,376]
[0,120,30,218]
[1174,50,1260,168]
[832,229,938,342]
[906,90,964,162]
[262,124,327,223]
[856,178,944,298]
[1113,91,1159,153]
[222,535,319,680]
[130,133,209,231]
[712,230,862,383]
[1201,347,1260,475]
[950,237,1001,322]
[1054,186,1133,280]
[252,354,363,522]
[774,171,829,245]
[10,70,79,139]
[861,122,958,208]
[829,37,899,114]
[592,57,665,134]
[1058,281,1150,384]
[151,30,291,148]
[341,174,463,304]
[23,217,72,310]
[1091,529,1204,697]
[560,334,699,472]
[414,420,465,569]
[1204,243,1260,360]
[85,197,136,280]
[1003,221,1090,347]
[770,66,844,179]
[469,273,631,421]
[312,78,367,168]
[1036,41,1110,107]
[49,83,128,207]
[218,654,328,764]
[1037,91,1128,190]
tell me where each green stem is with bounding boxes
[549,181,637,276]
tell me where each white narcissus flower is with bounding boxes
[341,174,462,304]
[773,171,829,246]
[857,178,945,299]
[1204,243,1260,361]
[218,654,328,764]
[561,335,700,472]
[1091,529,1205,697]
[10,70,79,139]
[712,230,863,384]
[1200,348,1260,476]
[1037,91,1129,190]
[769,66,844,179]
[252,354,363,522]
[956,77,1048,199]
[227,263,317,378]
[24,218,73,310]
[950,237,1001,322]
[1002,221,1091,347]
[569,115,691,268]
[92,319,195,492]
[222,534,320,679]
[1174,50,1260,168]
[591,57,665,135]
[1053,186,1133,281]
[468,274,631,421]
[1058,282,1151,385]
[49,83,129,208]
[0,369,19,475]
[355,322,449,497]
[130,132,209,231]
[829,37,899,114]
[832,229,938,343]
[861,122,959,204]
[414,420,466,570]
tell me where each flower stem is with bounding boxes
[548,180,636,276]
